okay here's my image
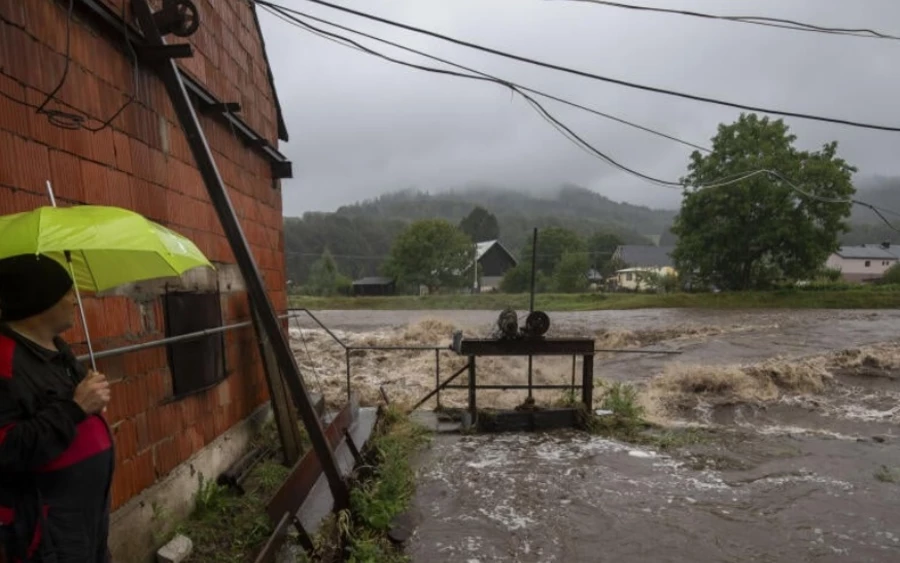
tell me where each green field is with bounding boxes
[290,286,900,311]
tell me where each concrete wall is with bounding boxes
[0,0,288,518]
[109,403,272,562]
[616,266,676,291]
[825,255,897,282]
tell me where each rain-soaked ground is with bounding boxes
[295,309,900,562]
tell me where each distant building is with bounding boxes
[611,245,677,290]
[825,243,899,283]
[472,240,518,292]
[352,276,397,296]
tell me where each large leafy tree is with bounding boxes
[554,251,591,293]
[459,206,500,242]
[385,219,473,293]
[672,113,856,290]
[522,227,585,276]
[306,249,351,296]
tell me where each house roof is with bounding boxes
[834,245,899,260]
[616,245,675,268]
[475,240,518,264]
[352,277,395,286]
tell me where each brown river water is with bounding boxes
[291,309,900,562]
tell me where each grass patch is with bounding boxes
[308,406,431,563]
[173,459,291,562]
[874,465,900,483]
[165,420,301,562]
[581,381,712,451]
[290,287,900,312]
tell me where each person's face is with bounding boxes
[45,288,77,334]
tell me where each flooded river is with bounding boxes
[291,309,900,562]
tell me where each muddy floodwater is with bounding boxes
[290,309,900,562]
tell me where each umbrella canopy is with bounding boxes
[0,205,214,292]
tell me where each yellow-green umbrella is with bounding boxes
[0,205,215,370]
[0,205,213,292]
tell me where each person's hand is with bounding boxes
[73,370,111,415]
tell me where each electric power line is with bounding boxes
[553,0,900,41]
[261,3,710,153]
[257,0,900,133]
[260,2,684,187]
[260,1,900,231]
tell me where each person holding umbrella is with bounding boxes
[0,203,214,562]
[0,254,114,563]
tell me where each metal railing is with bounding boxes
[79,308,685,411]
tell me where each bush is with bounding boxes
[882,263,900,285]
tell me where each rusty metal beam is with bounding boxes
[458,338,595,356]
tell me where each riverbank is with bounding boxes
[290,287,900,311]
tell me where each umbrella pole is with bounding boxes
[64,252,97,372]
[45,181,98,372]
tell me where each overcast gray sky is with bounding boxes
[257,0,900,217]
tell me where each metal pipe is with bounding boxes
[408,362,470,412]
[595,348,682,355]
[444,384,578,390]
[346,345,446,351]
[76,313,301,363]
[527,227,537,400]
[435,349,441,410]
[132,0,348,509]
[571,355,576,392]
[345,348,351,403]
[529,227,538,312]
[291,308,348,349]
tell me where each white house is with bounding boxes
[825,243,898,283]
[612,245,677,291]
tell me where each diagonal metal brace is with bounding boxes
[130,0,350,509]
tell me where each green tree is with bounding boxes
[553,251,591,293]
[522,227,585,276]
[672,113,856,290]
[499,262,551,293]
[882,263,900,285]
[385,219,473,293]
[306,249,349,296]
[459,206,500,242]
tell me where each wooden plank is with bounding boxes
[458,338,594,357]
[265,396,357,525]
[252,512,293,563]
[252,307,304,466]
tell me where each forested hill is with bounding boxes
[283,185,676,284]
[844,176,900,245]
[282,178,900,285]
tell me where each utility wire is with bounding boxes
[259,3,683,187]
[260,1,900,230]
[553,0,900,41]
[2,0,138,131]
[261,3,710,153]
[257,0,900,132]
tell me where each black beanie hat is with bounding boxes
[0,254,75,322]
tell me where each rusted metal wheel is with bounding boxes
[524,310,550,337]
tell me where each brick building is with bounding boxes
[0,0,292,559]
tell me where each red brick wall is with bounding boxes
[0,0,288,511]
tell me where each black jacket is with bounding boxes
[0,324,114,563]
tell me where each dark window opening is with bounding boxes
[865,260,871,267]
[164,290,226,398]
